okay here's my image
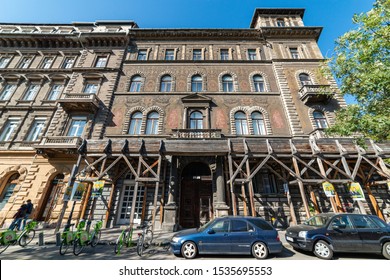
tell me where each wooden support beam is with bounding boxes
[227,140,237,216]
[245,160,256,217]
[160,160,168,225]
[151,156,162,231]
[227,155,249,184]
[315,157,341,213]
[309,185,320,214]
[364,182,385,220]
[142,160,159,176]
[241,183,248,216]
[98,155,123,180]
[325,159,340,176]
[140,157,159,179]
[246,155,271,182]
[79,182,92,221]
[292,157,311,219]
[320,156,353,180]
[294,155,327,180]
[122,155,138,179]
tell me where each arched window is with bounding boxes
[160,75,172,92]
[253,75,265,92]
[0,173,19,211]
[222,75,233,92]
[251,111,266,135]
[129,75,142,92]
[145,112,159,135]
[37,173,64,222]
[234,111,248,135]
[128,112,143,134]
[189,111,203,129]
[313,111,328,129]
[299,73,313,87]
[191,75,202,92]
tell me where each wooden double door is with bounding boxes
[180,179,213,228]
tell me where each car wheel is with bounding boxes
[252,242,268,259]
[181,241,197,259]
[382,242,390,260]
[313,240,333,260]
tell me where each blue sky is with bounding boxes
[2,0,375,103]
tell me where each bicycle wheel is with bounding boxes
[18,229,36,247]
[0,243,10,254]
[137,234,144,257]
[59,238,70,255]
[91,231,101,247]
[143,229,153,249]
[73,238,84,256]
[114,232,126,255]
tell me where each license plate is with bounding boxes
[286,236,294,242]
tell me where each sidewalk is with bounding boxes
[33,226,290,247]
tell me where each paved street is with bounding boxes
[0,228,386,260]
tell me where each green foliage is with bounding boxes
[327,0,390,141]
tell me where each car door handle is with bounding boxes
[376,231,383,234]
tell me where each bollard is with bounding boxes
[38,232,44,246]
[56,232,61,246]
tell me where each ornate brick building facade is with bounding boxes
[0,9,389,231]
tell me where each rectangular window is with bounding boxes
[67,117,87,137]
[0,57,11,68]
[247,49,257,60]
[261,171,278,194]
[62,57,75,69]
[95,56,107,67]
[165,49,175,60]
[22,84,40,100]
[47,85,63,100]
[41,57,54,69]
[83,83,98,94]
[0,84,17,100]
[19,57,32,69]
[277,19,286,27]
[137,50,147,61]
[220,49,229,60]
[290,48,299,59]
[192,49,202,60]
[26,119,46,141]
[0,118,20,141]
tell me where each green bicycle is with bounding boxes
[73,220,102,256]
[114,226,134,255]
[0,220,37,254]
[59,223,75,255]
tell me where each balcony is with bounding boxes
[34,136,83,155]
[171,129,222,139]
[57,93,100,112]
[299,85,334,104]
[309,129,328,140]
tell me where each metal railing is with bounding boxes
[171,129,222,139]
[39,136,82,146]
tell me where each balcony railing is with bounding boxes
[171,129,222,139]
[299,85,334,104]
[58,93,100,112]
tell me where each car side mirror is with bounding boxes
[207,229,215,234]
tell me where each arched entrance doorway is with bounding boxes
[0,173,20,211]
[180,162,213,228]
[36,174,64,222]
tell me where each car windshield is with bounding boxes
[304,215,331,227]
[198,220,214,232]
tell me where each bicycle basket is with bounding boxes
[66,232,74,243]
[2,231,16,244]
[94,221,102,231]
[80,231,89,243]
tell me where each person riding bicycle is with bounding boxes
[21,199,33,230]
[8,203,27,231]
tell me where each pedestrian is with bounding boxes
[9,202,27,231]
[21,199,34,230]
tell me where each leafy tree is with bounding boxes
[326,0,390,142]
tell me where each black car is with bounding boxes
[285,213,390,259]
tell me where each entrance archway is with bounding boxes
[180,162,213,228]
[36,174,64,222]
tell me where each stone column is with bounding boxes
[163,156,178,231]
[214,157,229,217]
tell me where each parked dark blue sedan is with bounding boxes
[170,216,282,259]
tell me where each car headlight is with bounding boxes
[298,231,307,238]
[171,237,180,243]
